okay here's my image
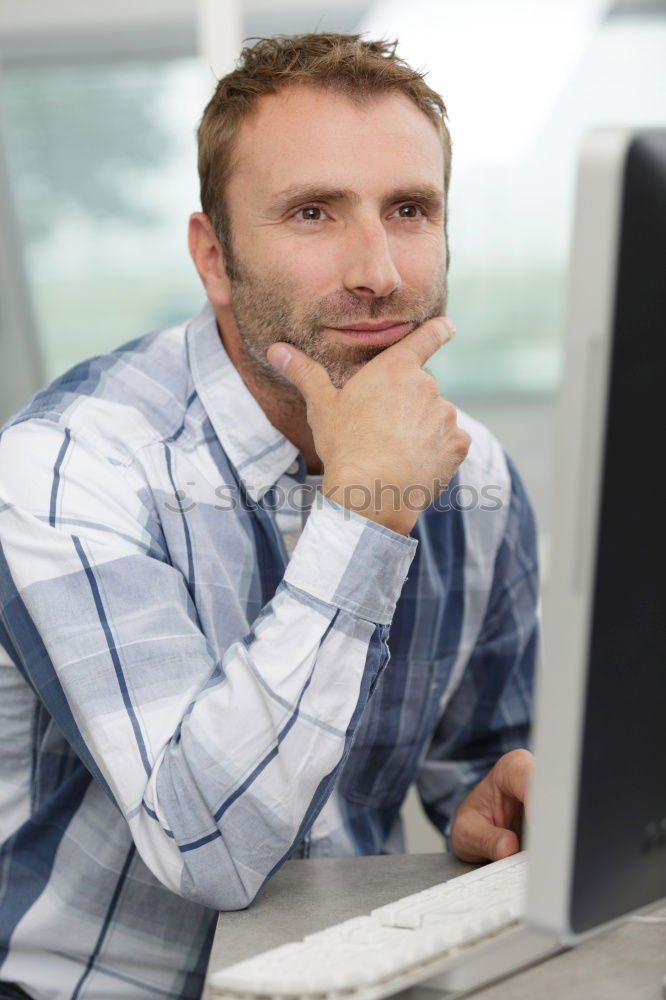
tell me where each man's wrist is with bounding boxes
[321,472,417,536]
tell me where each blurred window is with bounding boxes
[2,57,207,380]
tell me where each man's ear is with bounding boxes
[188,212,233,306]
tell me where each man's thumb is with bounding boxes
[490,828,520,862]
[266,343,293,374]
[266,342,333,398]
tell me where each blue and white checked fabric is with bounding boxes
[0,303,538,998]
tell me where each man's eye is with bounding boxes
[294,206,327,221]
[394,204,425,218]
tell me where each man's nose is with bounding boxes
[341,219,401,299]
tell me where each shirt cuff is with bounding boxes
[283,493,418,625]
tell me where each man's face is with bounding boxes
[220,84,447,389]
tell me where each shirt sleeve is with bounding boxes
[0,418,417,909]
[416,455,539,846]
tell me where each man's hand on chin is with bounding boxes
[450,748,533,864]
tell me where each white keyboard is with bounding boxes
[209,853,556,1000]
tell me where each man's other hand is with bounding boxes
[450,749,533,863]
[266,317,470,536]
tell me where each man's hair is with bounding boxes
[197,33,452,258]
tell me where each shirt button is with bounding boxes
[287,459,300,476]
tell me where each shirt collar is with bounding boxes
[187,302,300,503]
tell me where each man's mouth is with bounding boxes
[328,320,412,346]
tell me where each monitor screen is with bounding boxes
[527,127,666,939]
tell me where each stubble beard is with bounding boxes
[225,249,447,395]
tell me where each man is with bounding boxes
[0,33,537,1000]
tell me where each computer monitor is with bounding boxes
[526,126,666,940]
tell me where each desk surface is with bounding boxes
[206,853,666,1000]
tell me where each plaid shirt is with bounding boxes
[0,303,538,998]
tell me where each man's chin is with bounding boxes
[323,358,374,390]
[325,369,354,391]
[314,337,400,388]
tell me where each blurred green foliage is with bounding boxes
[3,62,172,241]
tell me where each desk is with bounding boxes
[205,853,666,1000]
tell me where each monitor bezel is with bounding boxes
[525,125,666,941]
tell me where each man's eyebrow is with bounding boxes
[271,186,359,211]
[270,185,444,213]
[389,186,444,209]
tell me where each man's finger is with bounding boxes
[453,813,521,864]
[494,748,533,806]
[266,342,336,402]
[491,828,521,862]
[383,316,456,369]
